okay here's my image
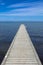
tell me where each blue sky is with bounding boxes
[0,0,43,21]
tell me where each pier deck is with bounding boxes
[1,24,42,65]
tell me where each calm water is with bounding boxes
[0,22,43,65]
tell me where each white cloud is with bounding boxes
[7,1,43,8]
[7,3,28,8]
[1,6,43,16]
[0,2,43,16]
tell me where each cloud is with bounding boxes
[7,1,43,8]
[0,1,43,16]
[0,1,43,21]
[0,5,43,16]
[7,3,28,8]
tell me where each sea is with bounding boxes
[0,22,43,65]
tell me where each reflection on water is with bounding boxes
[0,22,43,65]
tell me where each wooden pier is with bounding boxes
[1,24,42,65]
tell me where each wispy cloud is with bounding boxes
[7,3,29,8]
[0,6,43,16]
[7,1,43,8]
[0,2,43,16]
[0,0,43,21]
